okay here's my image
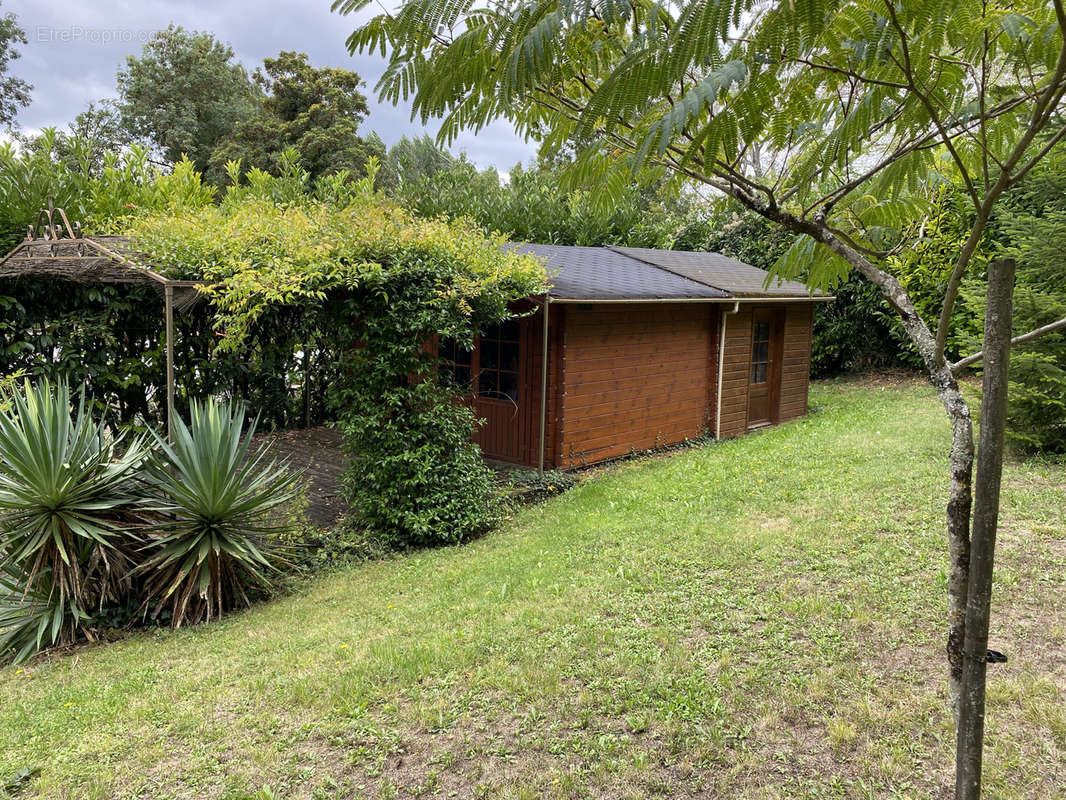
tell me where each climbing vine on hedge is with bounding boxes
[126,187,547,543]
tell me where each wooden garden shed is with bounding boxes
[443,244,833,470]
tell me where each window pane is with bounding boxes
[757,363,767,383]
[478,370,498,396]
[482,323,501,341]
[754,321,770,342]
[500,371,518,401]
[481,340,499,370]
[500,339,519,372]
[755,341,769,363]
[454,366,471,388]
[501,318,520,342]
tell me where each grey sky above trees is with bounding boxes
[3,0,535,169]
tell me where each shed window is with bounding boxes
[750,320,770,384]
[440,338,473,391]
[477,320,520,402]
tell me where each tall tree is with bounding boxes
[382,134,454,191]
[209,52,381,182]
[339,0,1066,795]
[0,2,30,128]
[116,25,259,171]
[16,100,128,175]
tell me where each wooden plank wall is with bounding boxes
[779,303,814,422]
[717,308,753,438]
[717,302,815,437]
[556,305,716,468]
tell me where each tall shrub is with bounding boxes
[128,194,547,546]
[331,275,500,546]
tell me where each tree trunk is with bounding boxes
[814,231,976,717]
[942,378,974,717]
[955,258,1016,799]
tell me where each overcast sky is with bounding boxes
[4,0,537,170]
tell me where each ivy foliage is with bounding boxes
[125,178,547,544]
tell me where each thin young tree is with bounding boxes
[0,1,30,128]
[337,0,1066,794]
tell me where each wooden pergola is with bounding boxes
[0,201,204,440]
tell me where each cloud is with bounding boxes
[4,0,537,170]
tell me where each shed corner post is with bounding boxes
[715,301,740,439]
[164,283,175,443]
[538,293,550,476]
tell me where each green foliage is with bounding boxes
[117,25,260,173]
[379,134,455,192]
[0,145,347,432]
[1,139,547,550]
[0,379,148,662]
[980,165,1066,453]
[0,131,215,251]
[0,1,30,128]
[337,373,499,547]
[882,170,1066,453]
[126,185,546,546]
[141,400,301,626]
[885,186,986,362]
[397,157,695,248]
[0,380,305,663]
[208,52,383,184]
[15,101,128,176]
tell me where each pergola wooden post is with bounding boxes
[164,283,175,442]
[0,202,204,439]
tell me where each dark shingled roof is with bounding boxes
[512,243,825,301]
[608,246,822,298]
[514,244,731,300]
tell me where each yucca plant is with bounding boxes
[0,561,65,665]
[0,379,148,662]
[141,399,301,627]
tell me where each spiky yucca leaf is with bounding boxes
[0,561,65,665]
[0,379,148,663]
[141,400,302,627]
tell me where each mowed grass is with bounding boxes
[0,378,1063,800]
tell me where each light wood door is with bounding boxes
[747,309,784,428]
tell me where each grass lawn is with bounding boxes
[0,377,1063,799]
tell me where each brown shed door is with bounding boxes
[747,309,785,428]
[474,319,526,462]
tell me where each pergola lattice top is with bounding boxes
[0,200,206,439]
[0,201,203,310]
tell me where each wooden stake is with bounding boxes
[165,284,175,443]
[955,258,1015,800]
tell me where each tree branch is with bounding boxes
[951,315,1066,371]
[934,7,1066,363]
